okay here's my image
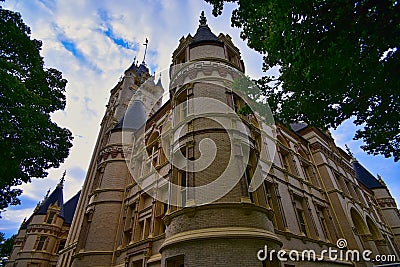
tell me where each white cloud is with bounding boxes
[0,208,34,233]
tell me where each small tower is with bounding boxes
[160,11,281,266]
[60,40,163,267]
[6,173,80,267]
[370,174,400,248]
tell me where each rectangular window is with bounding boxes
[354,185,364,204]
[166,255,184,267]
[143,218,150,239]
[264,181,285,230]
[57,240,66,253]
[297,208,308,235]
[46,211,56,224]
[281,152,291,171]
[334,172,350,196]
[159,148,167,165]
[131,259,143,267]
[346,180,358,200]
[302,162,319,186]
[245,166,255,203]
[294,197,309,236]
[136,220,144,241]
[36,236,47,250]
[124,204,135,245]
[178,171,187,207]
[280,150,299,176]
[317,206,331,241]
[175,101,188,123]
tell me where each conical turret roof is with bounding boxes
[35,183,64,218]
[113,100,147,131]
[190,11,222,47]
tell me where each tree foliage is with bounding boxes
[0,6,73,211]
[206,0,400,161]
[0,232,15,266]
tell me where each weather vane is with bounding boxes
[142,38,148,63]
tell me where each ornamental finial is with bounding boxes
[199,11,207,26]
[44,188,50,199]
[58,170,66,188]
[377,174,386,186]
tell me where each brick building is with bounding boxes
[6,174,80,267]
[8,12,400,267]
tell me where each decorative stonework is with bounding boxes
[98,145,126,162]
[377,198,397,207]
[310,142,355,174]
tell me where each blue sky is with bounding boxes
[1,0,399,238]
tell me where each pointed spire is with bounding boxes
[44,188,51,199]
[191,11,220,46]
[58,170,66,188]
[20,217,27,229]
[199,11,207,26]
[156,73,163,87]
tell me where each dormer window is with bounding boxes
[176,51,186,64]
[227,48,237,65]
[46,211,56,224]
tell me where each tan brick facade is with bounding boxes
[8,13,400,267]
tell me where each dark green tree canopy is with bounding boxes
[206,0,400,161]
[0,233,15,265]
[0,6,73,210]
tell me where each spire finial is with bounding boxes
[142,38,149,63]
[58,170,66,188]
[199,11,207,26]
[44,188,50,199]
[377,174,386,186]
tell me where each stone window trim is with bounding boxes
[45,210,57,224]
[35,235,48,251]
[264,180,287,230]
[290,192,318,239]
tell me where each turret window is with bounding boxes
[178,170,187,207]
[46,211,56,224]
[36,236,47,250]
[166,255,184,267]
[57,240,66,253]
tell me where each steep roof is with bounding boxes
[63,191,81,225]
[190,11,222,47]
[353,160,385,189]
[125,59,149,77]
[290,122,308,132]
[113,100,147,131]
[35,184,65,218]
